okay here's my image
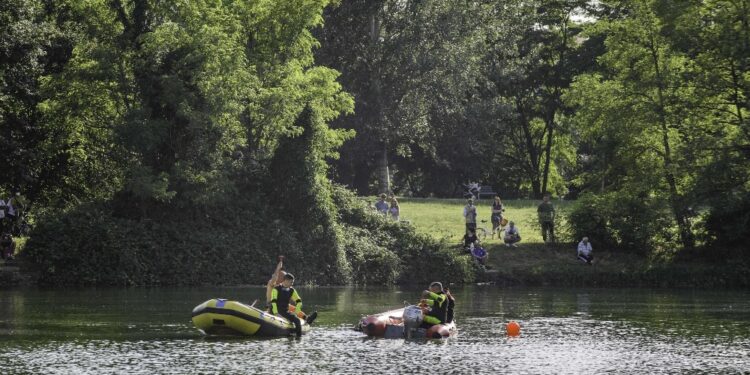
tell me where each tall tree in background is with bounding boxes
[0,0,74,204]
[38,0,352,213]
[317,0,495,195]
[568,1,698,248]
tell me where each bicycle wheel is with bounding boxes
[476,227,488,240]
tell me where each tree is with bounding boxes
[567,0,698,248]
[0,0,76,205]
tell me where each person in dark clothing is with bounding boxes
[445,288,456,324]
[462,228,480,253]
[1,233,15,260]
[537,194,556,243]
[419,281,448,328]
[270,273,305,337]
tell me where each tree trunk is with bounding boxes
[648,36,694,248]
[541,114,554,196]
[517,98,542,198]
[377,142,390,194]
[370,12,390,194]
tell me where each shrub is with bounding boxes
[22,200,302,286]
[568,191,674,253]
[704,190,750,248]
[333,186,475,285]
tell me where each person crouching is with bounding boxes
[419,282,448,329]
[503,221,521,247]
[577,237,593,265]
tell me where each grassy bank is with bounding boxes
[395,198,749,288]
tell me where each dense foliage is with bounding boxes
[317,0,749,257]
[2,0,749,284]
[6,0,473,286]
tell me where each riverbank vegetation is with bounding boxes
[399,198,750,288]
[1,0,748,287]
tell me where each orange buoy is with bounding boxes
[506,321,521,336]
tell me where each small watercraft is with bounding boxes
[357,305,457,339]
[192,298,310,337]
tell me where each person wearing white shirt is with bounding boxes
[463,198,477,231]
[577,237,593,264]
[504,221,521,247]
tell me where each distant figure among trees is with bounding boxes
[389,197,400,221]
[375,193,389,215]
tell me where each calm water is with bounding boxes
[0,286,749,374]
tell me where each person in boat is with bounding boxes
[419,281,449,328]
[266,257,317,326]
[445,288,456,323]
[265,256,286,310]
[270,273,304,336]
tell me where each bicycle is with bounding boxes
[475,220,490,240]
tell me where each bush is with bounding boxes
[333,186,475,285]
[704,190,750,248]
[22,200,302,286]
[21,184,474,286]
[568,191,674,253]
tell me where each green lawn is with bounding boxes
[386,197,743,287]
[391,197,646,285]
[397,197,571,244]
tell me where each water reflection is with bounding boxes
[0,286,748,373]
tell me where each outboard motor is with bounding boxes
[402,305,423,339]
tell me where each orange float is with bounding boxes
[506,321,521,336]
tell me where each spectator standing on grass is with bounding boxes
[375,193,389,215]
[537,193,556,243]
[463,198,477,231]
[504,221,521,247]
[490,195,505,238]
[577,237,593,265]
[389,197,400,221]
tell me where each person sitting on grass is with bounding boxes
[471,244,488,267]
[504,221,521,247]
[0,232,15,261]
[462,228,480,253]
[577,237,593,265]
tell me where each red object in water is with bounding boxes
[358,307,457,339]
[358,308,404,336]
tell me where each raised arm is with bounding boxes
[266,257,284,302]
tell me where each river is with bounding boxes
[0,286,748,374]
